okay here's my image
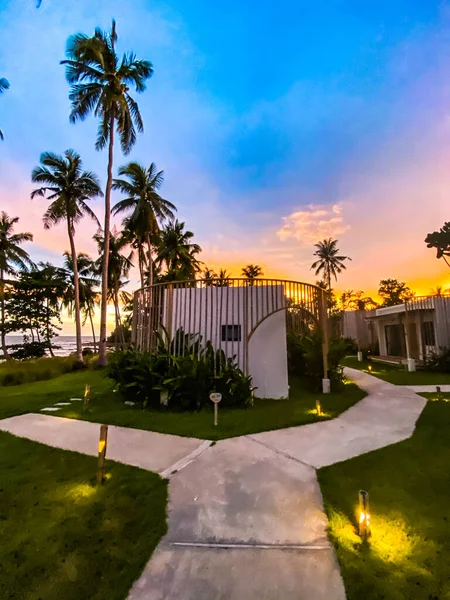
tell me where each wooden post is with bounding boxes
[437,386,442,401]
[359,490,370,540]
[96,424,108,485]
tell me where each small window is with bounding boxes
[221,324,241,342]
[422,321,436,346]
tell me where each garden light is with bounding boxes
[83,384,90,412]
[316,399,322,416]
[437,386,442,401]
[368,365,372,372]
[96,424,108,485]
[209,392,222,426]
[359,490,371,540]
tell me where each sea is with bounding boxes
[5,336,95,357]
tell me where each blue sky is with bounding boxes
[1,0,450,333]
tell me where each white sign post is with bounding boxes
[209,392,222,426]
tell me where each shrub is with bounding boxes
[107,342,253,412]
[287,330,347,391]
[425,347,450,373]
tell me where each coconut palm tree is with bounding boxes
[241,264,263,285]
[63,252,100,352]
[0,213,34,359]
[112,162,176,288]
[94,228,133,345]
[61,20,153,366]
[156,220,202,281]
[0,78,10,141]
[311,238,351,292]
[31,150,101,363]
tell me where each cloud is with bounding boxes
[276,202,349,244]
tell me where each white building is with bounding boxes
[163,285,289,399]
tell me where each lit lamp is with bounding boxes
[83,384,90,412]
[97,424,108,485]
[316,399,322,416]
[359,490,371,540]
[368,365,372,373]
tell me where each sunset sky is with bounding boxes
[1,0,450,334]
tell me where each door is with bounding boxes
[408,322,419,359]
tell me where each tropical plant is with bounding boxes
[61,20,153,366]
[0,213,34,360]
[340,289,378,311]
[156,220,202,281]
[425,223,450,267]
[0,77,10,140]
[241,264,263,283]
[378,279,415,307]
[94,228,133,346]
[63,252,100,352]
[311,238,351,291]
[31,150,101,363]
[112,162,176,288]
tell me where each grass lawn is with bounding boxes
[342,355,450,385]
[318,397,450,600]
[0,431,167,600]
[0,370,366,440]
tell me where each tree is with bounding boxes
[0,77,10,140]
[112,162,176,288]
[62,21,153,366]
[311,238,351,291]
[241,264,263,284]
[425,223,450,267]
[0,213,34,359]
[378,279,415,307]
[31,150,101,363]
[63,252,100,352]
[340,289,378,311]
[94,228,133,346]
[156,220,202,281]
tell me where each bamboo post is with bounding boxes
[96,424,108,485]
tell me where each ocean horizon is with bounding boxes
[5,335,95,357]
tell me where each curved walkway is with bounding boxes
[0,368,427,600]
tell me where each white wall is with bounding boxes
[162,285,289,398]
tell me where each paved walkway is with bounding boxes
[0,368,428,600]
[404,384,450,393]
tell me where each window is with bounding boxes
[422,321,436,346]
[221,324,241,342]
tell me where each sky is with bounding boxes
[1,0,450,334]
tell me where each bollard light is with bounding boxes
[83,384,90,413]
[358,490,371,540]
[96,424,108,485]
[437,386,442,402]
[368,365,372,372]
[316,399,322,416]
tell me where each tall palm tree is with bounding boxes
[156,220,202,281]
[61,20,153,366]
[311,238,351,292]
[0,77,10,140]
[112,162,176,288]
[31,150,101,363]
[242,264,263,285]
[94,228,133,345]
[63,252,100,352]
[0,213,34,359]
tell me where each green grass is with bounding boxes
[0,370,366,440]
[0,431,167,600]
[0,355,96,387]
[318,397,450,600]
[342,355,450,385]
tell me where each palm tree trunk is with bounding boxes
[98,110,115,367]
[138,243,145,288]
[67,218,84,363]
[46,298,55,357]
[88,308,97,353]
[0,269,10,360]
[146,234,153,287]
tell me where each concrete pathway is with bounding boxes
[0,368,428,600]
[404,384,450,393]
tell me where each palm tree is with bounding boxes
[311,238,351,292]
[94,228,133,345]
[156,220,202,281]
[61,21,153,366]
[112,162,176,288]
[31,150,101,363]
[0,78,10,140]
[63,252,100,352]
[241,264,263,285]
[0,213,34,359]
